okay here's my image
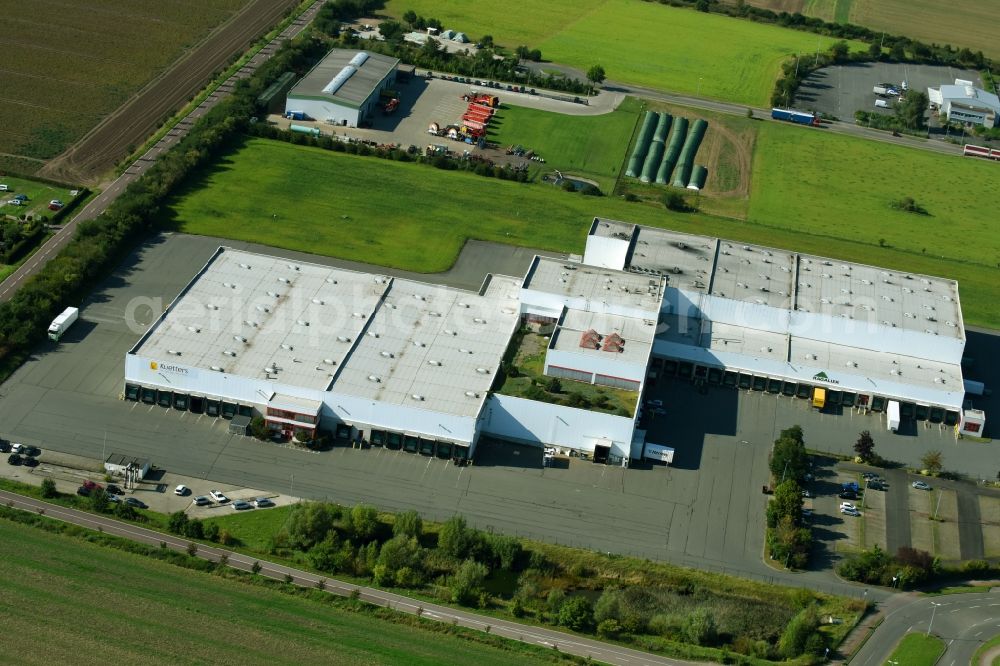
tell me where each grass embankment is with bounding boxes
[882,632,946,666]
[168,136,1000,328]
[384,0,864,105]
[490,97,642,190]
[0,516,571,665]
[972,632,1000,665]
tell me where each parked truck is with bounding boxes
[771,108,819,126]
[886,400,900,432]
[48,307,79,341]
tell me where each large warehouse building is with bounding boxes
[284,49,399,126]
[124,219,983,464]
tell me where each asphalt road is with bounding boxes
[850,590,1000,666]
[0,1,324,305]
[0,488,700,666]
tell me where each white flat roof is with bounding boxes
[712,241,795,309]
[133,248,390,390]
[551,308,654,365]
[524,256,664,314]
[133,248,520,419]
[332,275,521,418]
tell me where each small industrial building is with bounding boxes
[285,49,399,126]
[104,454,151,480]
[123,219,984,464]
[928,79,1000,127]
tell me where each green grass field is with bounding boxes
[385,0,863,105]
[167,137,1000,328]
[0,518,559,665]
[491,97,642,190]
[0,176,76,221]
[882,632,946,666]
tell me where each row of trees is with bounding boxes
[837,545,939,587]
[767,426,812,569]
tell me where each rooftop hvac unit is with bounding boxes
[278,277,290,284]
[429,311,441,317]
[234,335,247,343]
[223,350,236,357]
[312,299,324,305]
[381,351,394,358]
[297,320,309,326]
[444,329,456,336]
[239,263,250,269]
[280,344,293,350]
[207,304,219,310]
[323,358,334,365]
[367,331,379,338]
[223,282,235,288]
[411,394,424,401]
[326,278,337,284]
[337,336,351,343]
[167,350,181,356]
[256,306,270,313]
[428,360,442,366]
[265,366,276,374]
[413,341,425,348]
[368,375,381,383]
[210,366,224,372]
[475,367,490,374]
[352,312,365,318]
[465,391,479,398]
[267,291,278,297]
[187,326,200,333]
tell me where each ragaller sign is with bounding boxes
[812,371,840,385]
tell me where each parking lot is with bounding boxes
[797,62,981,126]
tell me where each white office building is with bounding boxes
[928,79,1000,127]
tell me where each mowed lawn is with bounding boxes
[385,0,863,105]
[0,519,555,665]
[750,124,998,265]
[491,97,642,189]
[882,633,946,666]
[170,137,1000,328]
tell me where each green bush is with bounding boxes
[779,606,819,658]
[451,559,488,606]
[558,596,595,632]
[40,478,57,498]
[684,608,718,647]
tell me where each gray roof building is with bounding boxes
[288,49,399,109]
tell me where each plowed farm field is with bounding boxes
[0,0,289,179]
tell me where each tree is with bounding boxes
[283,501,338,550]
[528,49,542,62]
[769,514,812,569]
[402,9,417,26]
[168,510,190,534]
[684,608,718,646]
[114,500,139,521]
[250,415,269,440]
[438,515,474,559]
[558,596,595,632]
[868,41,882,59]
[546,588,566,614]
[889,42,906,61]
[770,426,809,483]
[854,430,876,463]
[895,91,929,130]
[662,192,690,212]
[377,535,424,586]
[89,487,109,513]
[485,533,523,571]
[514,45,530,63]
[378,20,403,42]
[779,606,820,658]
[767,479,803,528]
[420,37,440,58]
[349,504,380,543]
[393,509,423,539]
[921,449,943,473]
[830,40,850,63]
[309,534,348,573]
[545,377,562,394]
[479,34,493,48]
[586,65,606,85]
[451,559,488,605]
[40,477,57,498]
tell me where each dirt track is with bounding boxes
[39,0,300,185]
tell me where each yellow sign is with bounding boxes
[150,361,158,370]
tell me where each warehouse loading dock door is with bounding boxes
[593,442,611,465]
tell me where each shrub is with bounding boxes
[184,519,205,540]
[451,559,488,605]
[168,510,189,534]
[392,509,422,539]
[546,588,566,614]
[779,606,819,658]
[283,501,338,550]
[597,618,622,638]
[683,608,718,646]
[558,596,595,632]
[40,478,58,498]
[348,504,380,543]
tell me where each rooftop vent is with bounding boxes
[381,351,394,358]
[323,358,335,365]
[368,375,381,383]
[280,344,293,350]
[475,367,490,374]
[233,335,247,343]
[427,360,442,366]
[223,350,236,357]
[337,336,351,343]
[187,326,201,333]
[410,394,424,401]
[167,350,181,356]
[210,366,224,372]
[465,391,479,398]
[312,299,324,305]
[296,320,309,326]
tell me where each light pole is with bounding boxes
[933,490,943,520]
[926,601,941,636]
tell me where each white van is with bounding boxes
[0,184,8,191]
[875,99,890,109]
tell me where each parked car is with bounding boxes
[10,443,24,454]
[193,495,211,506]
[232,499,252,511]
[13,194,27,202]
[0,440,9,453]
[106,484,123,496]
[252,497,274,508]
[838,491,858,500]
[174,485,190,496]
[861,472,877,480]
[841,507,861,517]
[7,199,21,206]
[801,489,812,498]
[22,456,38,468]
[7,453,22,466]
[912,481,931,490]
[77,480,102,496]
[209,490,229,503]
[23,445,40,457]
[0,184,8,191]
[107,494,121,503]
[802,508,813,518]
[123,497,146,509]
[840,502,858,512]
[868,481,886,491]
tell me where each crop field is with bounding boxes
[0,519,558,665]
[384,0,864,105]
[735,0,1000,59]
[490,97,642,190]
[0,0,254,168]
[168,137,1000,327]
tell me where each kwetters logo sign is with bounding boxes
[812,371,840,385]
[151,361,190,376]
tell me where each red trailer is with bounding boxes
[468,103,495,116]
[462,118,487,131]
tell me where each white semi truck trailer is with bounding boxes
[48,307,79,341]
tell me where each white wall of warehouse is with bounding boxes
[125,354,479,444]
[544,347,647,385]
[284,99,360,126]
[480,394,636,458]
